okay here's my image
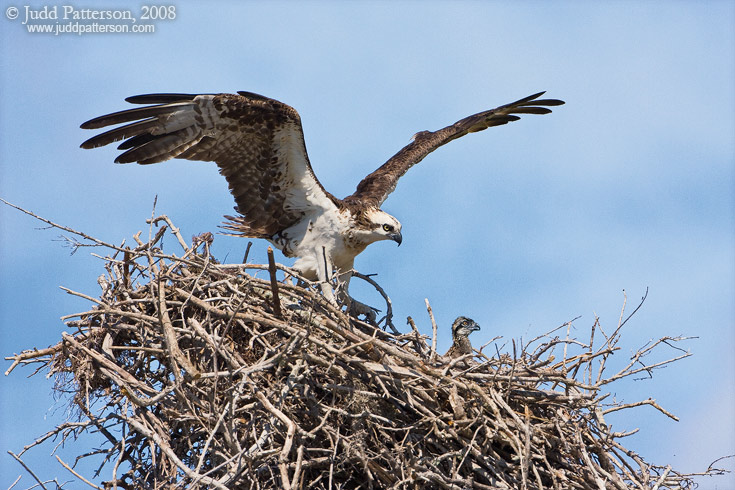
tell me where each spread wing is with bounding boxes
[80,91,341,237]
[343,92,564,208]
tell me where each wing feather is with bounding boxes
[80,118,162,149]
[117,128,203,165]
[125,93,203,104]
[80,102,196,130]
[344,91,564,207]
[81,92,341,237]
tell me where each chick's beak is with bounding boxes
[390,231,403,246]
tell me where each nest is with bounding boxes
[5,212,727,490]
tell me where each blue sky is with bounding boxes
[1,1,733,487]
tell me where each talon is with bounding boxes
[347,299,379,324]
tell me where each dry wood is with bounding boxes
[3,210,731,489]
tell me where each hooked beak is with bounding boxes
[470,323,481,332]
[389,231,403,246]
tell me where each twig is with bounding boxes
[406,316,428,358]
[426,298,438,362]
[352,271,398,334]
[55,455,103,489]
[267,246,283,318]
[602,398,680,421]
[256,391,296,490]
[7,451,49,490]
[2,198,124,252]
[243,241,253,263]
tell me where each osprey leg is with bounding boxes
[336,270,378,324]
[316,246,338,305]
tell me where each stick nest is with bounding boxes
[5,214,726,489]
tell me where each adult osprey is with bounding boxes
[80,91,563,317]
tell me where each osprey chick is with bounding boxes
[80,91,563,317]
[445,316,481,359]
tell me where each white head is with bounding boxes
[351,208,403,247]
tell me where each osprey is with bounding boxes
[445,316,481,359]
[80,91,563,317]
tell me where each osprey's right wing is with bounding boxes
[81,91,341,238]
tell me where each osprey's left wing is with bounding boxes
[81,92,341,238]
[343,92,564,208]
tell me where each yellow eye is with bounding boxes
[382,224,394,232]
